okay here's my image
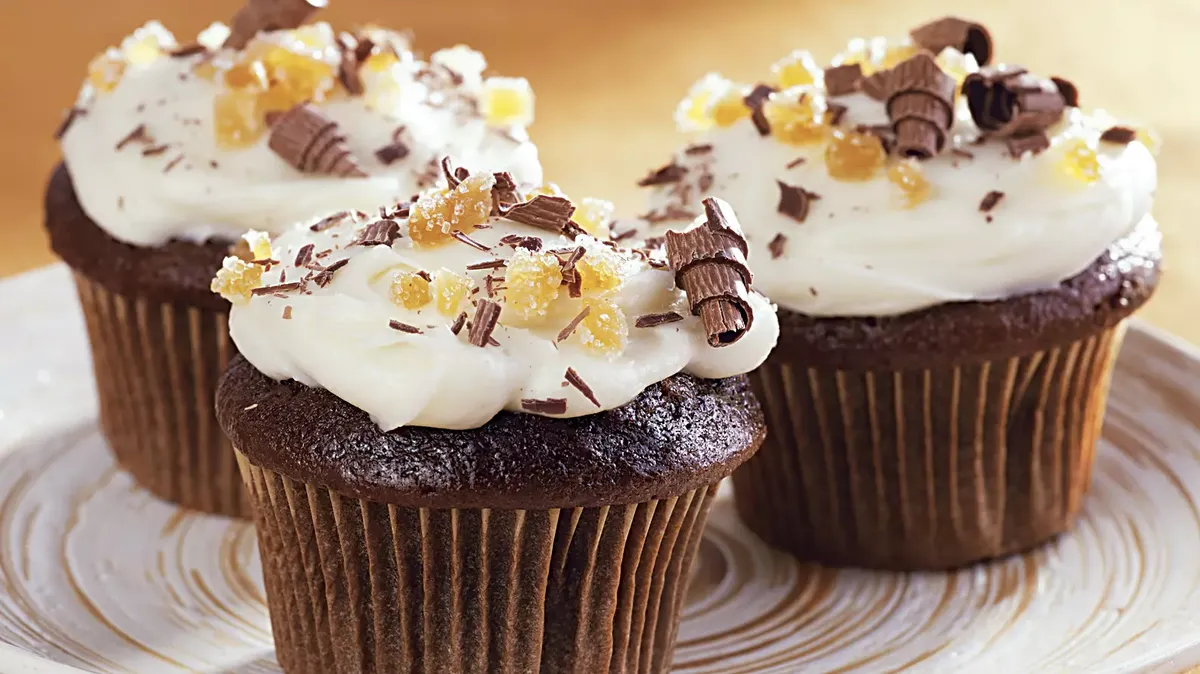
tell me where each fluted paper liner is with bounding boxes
[237,452,717,674]
[73,272,248,518]
[735,322,1127,570]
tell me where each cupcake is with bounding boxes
[639,17,1162,570]
[44,0,542,517]
[214,169,778,672]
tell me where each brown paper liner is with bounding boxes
[734,322,1127,570]
[73,272,248,518]
[237,451,718,674]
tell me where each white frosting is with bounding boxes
[61,22,542,247]
[645,48,1159,317]
[227,205,779,431]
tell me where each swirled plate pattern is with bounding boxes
[2,265,1200,674]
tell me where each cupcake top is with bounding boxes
[214,164,779,431]
[57,1,542,248]
[640,17,1159,318]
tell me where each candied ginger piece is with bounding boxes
[434,269,473,315]
[526,182,567,199]
[482,77,535,127]
[1058,138,1101,183]
[87,50,126,94]
[242,230,273,260]
[825,129,886,182]
[503,249,563,322]
[764,93,827,146]
[390,271,432,309]
[675,73,733,132]
[575,298,628,356]
[121,21,175,66]
[211,256,264,305]
[710,89,751,128]
[887,160,933,208]
[571,198,614,237]
[771,50,821,89]
[214,90,267,149]
[407,173,496,248]
[577,247,625,295]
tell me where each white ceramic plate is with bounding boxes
[3,264,1200,674]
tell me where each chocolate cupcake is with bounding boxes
[214,173,778,672]
[45,1,542,517]
[639,18,1162,570]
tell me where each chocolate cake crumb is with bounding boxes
[564,367,601,407]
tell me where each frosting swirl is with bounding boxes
[642,27,1159,318]
[218,174,779,431]
[59,20,542,247]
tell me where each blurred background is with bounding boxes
[1,0,1196,339]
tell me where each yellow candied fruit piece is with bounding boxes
[87,50,126,94]
[764,96,827,146]
[211,256,264,305]
[482,77,535,127]
[291,24,333,51]
[710,89,750,128]
[214,90,267,149]
[575,298,628,356]
[408,173,496,249]
[390,271,433,309]
[193,60,219,82]
[1136,128,1161,157]
[363,51,400,73]
[771,50,821,89]
[936,50,977,89]
[675,74,731,132]
[879,44,922,70]
[503,249,563,321]
[825,129,887,182]
[223,60,268,90]
[571,198,614,238]
[887,160,933,208]
[242,230,273,260]
[526,182,567,199]
[261,44,336,102]
[577,248,625,296]
[434,269,474,315]
[1058,138,1101,183]
[120,21,175,66]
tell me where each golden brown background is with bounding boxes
[1,0,1195,339]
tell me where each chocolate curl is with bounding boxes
[963,68,1066,139]
[664,197,754,347]
[225,0,327,50]
[268,104,368,177]
[885,53,956,159]
[910,17,994,65]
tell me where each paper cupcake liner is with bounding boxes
[734,322,1127,570]
[73,272,247,518]
[237,452,718,674]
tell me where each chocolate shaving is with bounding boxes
[860,71,892,101]
[268,103,367,177]
[1007,132,1050,157]
[979,190,1005,212]
[1100,126,1137,145]
[637,162,687,187]
[684,144,714,156]
[466,259,507,271]
[910,17,993,66]
[170,43,208,58]
[224,0,326,50]
[336,33,365,96]
[163,156,185,173]
[886,53,956,159]
[294,243,314,267]
[562,221,588,241]
[309,258,349,287]
[1051,77,1079,108]
[556,306,591,343]
[282,305,293,320]
[963,68,1066,139]
[504,195,576,233]
[951,148,976,160]
[825,103,849,126]
[142,144,170,157]
[441,157,470,188]
[116,124,150,151]
[468,300,501,347]
[310,211,348,231]
[388,320,422,334]
[498,234,543,252]
[252,281,303,296]
[491,172,521,215]
[786,156,807,169]
[54,107,86,140]
[768,233,787,259]
[416,270,432,282]
[824,64,864,97]
[635,312,684,328]
[451,231,490,252]
[776,181,820,224]
[375,141,409,165]
[743,84,776,136]
[449,312,467,335]
[352,219,400,246]
[664,197,754,347]
[564,368,600,407]
[520,398,567,415]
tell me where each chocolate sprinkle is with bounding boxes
[776,180,820,224]
[468,300,501,347]
[352,219,400,246]
[520,398,567,415]
[1007,132,1050,157]
[116,124,150,151]
[910,16,993,66]
[54,107,85,140]
[635,312,684,329]
[979,190,1005,212]
[786,157,807,169]
[449,311,467,335]
[1100,126,1138,145]
[768,233,787,259]
[388,319,422,334]
[556,306,591,343]
[451,231,490,252]
[664,197,754,347]
[564,367,601,407]
[309,258,349,287]
[637,162,687,187]
[684,144,713,156]
[142,144,170,157]
[743,84,776,136]
[294,243,314,267]
[824,64,864,97]
[224,0,326,50]
[504,195,576,233]
[268,104,367,177]
[309,211,348,232]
